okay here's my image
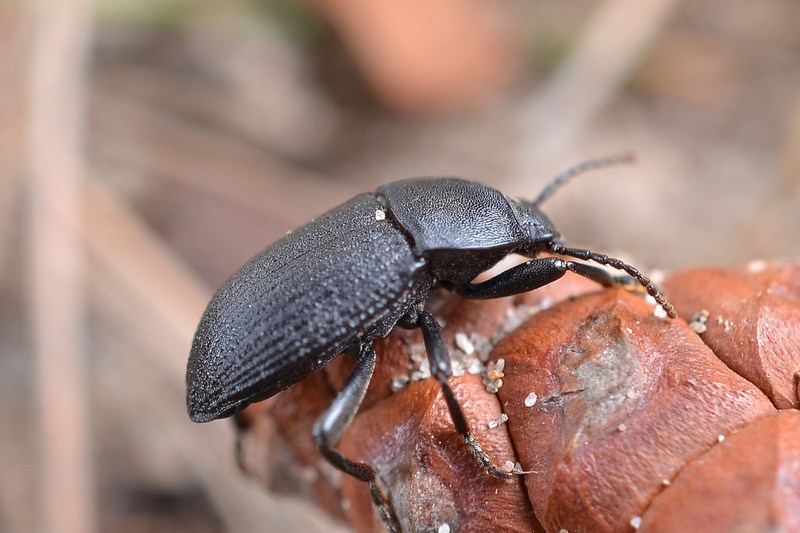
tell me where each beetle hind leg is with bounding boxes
[312,342,400,533]
[414,309,513,480]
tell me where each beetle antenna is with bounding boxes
[531,153,636,208]
[549,243,677,318]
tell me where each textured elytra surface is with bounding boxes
[187,193,430,422]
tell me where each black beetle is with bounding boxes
[186,156,675,532]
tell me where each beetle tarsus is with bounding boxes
[368,480,401,533]
[464,433,513,480]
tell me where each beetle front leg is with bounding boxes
[455,256,619,299]
[312,342,400,533]
[414,309,513,480]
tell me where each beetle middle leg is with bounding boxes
[312,342,400,533]
[404,307,514,480]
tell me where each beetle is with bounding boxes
[186,156,676,532]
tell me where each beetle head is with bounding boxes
[509,198,675,317]
[511,154,636,254]
[508,198,563,254]
[509,154,677,318]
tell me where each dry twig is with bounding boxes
[27,2,94,532]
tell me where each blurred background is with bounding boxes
[2,0,799,532]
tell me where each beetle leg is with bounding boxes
[415,309,513,480]
[455,256,619,299]
[559,261,620,287]
[312,342,400,533]
[563,262,642,291]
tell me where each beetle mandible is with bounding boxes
[186,156,676,532]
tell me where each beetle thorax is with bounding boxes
[378,178,537,285]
